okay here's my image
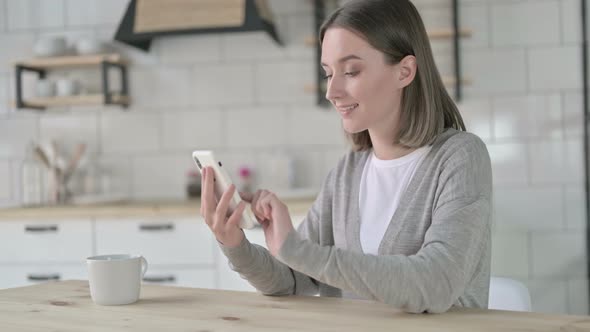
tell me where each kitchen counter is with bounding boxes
[1,281,589,331]
[0,199,315,220]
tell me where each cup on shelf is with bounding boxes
[55,78,80,97]
[33,37,67,57]
[35,79,55,98]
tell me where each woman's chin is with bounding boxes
[342,122,365,134]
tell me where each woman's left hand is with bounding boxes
[248,189,294,256]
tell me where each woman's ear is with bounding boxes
[397,55,417,88]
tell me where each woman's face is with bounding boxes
[321,27,406,135]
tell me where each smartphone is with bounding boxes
[192,150,257,229]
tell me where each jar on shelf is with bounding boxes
[186,170,201,199]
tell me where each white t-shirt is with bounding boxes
[359,146,431,255]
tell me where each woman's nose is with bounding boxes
[325,76,345,101]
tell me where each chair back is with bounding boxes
[488,276,532,311]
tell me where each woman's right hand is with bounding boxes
[200,166,246,248]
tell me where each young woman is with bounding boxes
[200,0,492,314]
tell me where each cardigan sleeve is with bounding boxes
[218,169,336,296]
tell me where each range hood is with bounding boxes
[115,0,282,51]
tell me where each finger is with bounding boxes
[258,194,273,220]
[255,190,270,220]
[239,191,253,202]
[227,201,246,229]
[251,190,266,220]
[216,184,235,221]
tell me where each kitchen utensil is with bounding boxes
[63,143,86,184]
[33,146,51,169]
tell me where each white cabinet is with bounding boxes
[0,219,92,289]
[95,216,217,289]
[0,212,309,291]
[0,264,87,289]
[95,217,215,265]
[0,219,93,263]
[142,267,216,289]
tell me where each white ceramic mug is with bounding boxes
[86,254,148,305]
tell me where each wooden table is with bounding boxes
[1,281,589,331]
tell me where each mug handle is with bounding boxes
[140,256,148,277]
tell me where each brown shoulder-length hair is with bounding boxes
[320,0,466,150]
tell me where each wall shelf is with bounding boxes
[14,53,130,110]
[22,94,130,108]
[15,54,128,69]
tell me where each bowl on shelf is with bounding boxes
[33,37,67,57]
[55,78,81,97]
[75,38,105,55]
[35,79,55,98]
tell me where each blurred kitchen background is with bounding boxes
[0,0,587,316]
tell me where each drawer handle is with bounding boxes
[139,223,174,231]
[25,225,58,233]
[27,273,61,281]
[143,275,176,283]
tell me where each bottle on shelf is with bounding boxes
[237,166,254,194]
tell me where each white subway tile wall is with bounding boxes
[7,0,65,31]
[39,112,100,156]
[0,1,5,33]
[457,98,493,141]
[528,46,582,91]
[0,0,586,314]
[226,107,289,148]
[494,186,565,230]
[491,231,529,278]
[568,279,589,315]
[0,160,10,200]
[564,92,583,138]
[0,33,35,74]
[464,49,528,95]
[0,116,38,158]
[531,232,586,278]
[99,112,160,154]
[491,1,560,47]
[0,74,8,115]
[161,109,225,150]
[565,184,586,230]
[191,64,256,106]
[527,279,569,314]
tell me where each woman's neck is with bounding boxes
[369,130,415,160]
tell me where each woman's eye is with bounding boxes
[323,74,332,80]
[345,71,358,77]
